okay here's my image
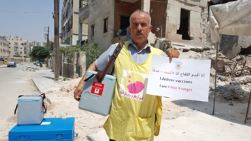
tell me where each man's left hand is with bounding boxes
[166,48,180,62]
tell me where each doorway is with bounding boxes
[120,16,130,36]
[177,8,191,40]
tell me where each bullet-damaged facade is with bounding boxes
[165,0,209,43]
[79,0,142,50]
[79,0,209,50]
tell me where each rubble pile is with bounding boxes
[212,54,251,101]
[156,39,251,102]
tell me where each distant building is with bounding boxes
[61,0,80,45]
[0,36,10,59]
[79,0,209,50]
[5,36,32,58]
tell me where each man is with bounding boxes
[74,10,179,141]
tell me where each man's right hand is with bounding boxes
[74,82,84,101]
[74,63,97,101]
[166,48,180,63]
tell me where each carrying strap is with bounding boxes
[40,93,47,113]
[14,95,23,114]
[14,93,47,114]
[84,74,95,82]
[84,42,124,82]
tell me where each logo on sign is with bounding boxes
[91,82,104,96]
[175,61,182,70]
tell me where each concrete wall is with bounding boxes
[88,0,115,51]
[190,10,202,41]
[142,0,150,12]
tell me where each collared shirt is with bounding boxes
[95,39,152,72]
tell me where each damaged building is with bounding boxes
[209,0,251,59]
[78,0,209,50]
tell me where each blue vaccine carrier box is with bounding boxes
[8,117,75,141]
[79,71,116,116]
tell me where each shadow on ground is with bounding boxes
[43,76,55,80]
[172,88,251,126]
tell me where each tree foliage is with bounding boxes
[60,43,101,66]
[60,45,80,63]
[81,43,101,66]
[30,46,50,61]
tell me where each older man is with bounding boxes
[74,10,179,141]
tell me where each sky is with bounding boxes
[0,0,62,43]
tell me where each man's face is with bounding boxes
[129,13,151,48]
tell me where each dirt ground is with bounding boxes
[1,78,251,141]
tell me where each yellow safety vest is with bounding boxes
[104,42,163,141]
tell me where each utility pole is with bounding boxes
[54,0,60,80]
[44,26,49,47]
[47,27,50,47]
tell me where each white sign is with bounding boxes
[146,55,211,102]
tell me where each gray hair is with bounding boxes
[129,10,151,26]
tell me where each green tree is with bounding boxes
[30,46,50,62]
[60,45,80,63]
[60,43,101,67]
[81,43,101,67]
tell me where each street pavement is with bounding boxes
[31,68,251,141]
[32,69,62,93]
[0,63,38,120]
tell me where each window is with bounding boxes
[91,24,95,40]
[103,17,108,33]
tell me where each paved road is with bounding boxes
[0,63,39,120]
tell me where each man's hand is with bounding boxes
[74,81,84,101]
[74,63,97,101]
[166,48,180,62]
